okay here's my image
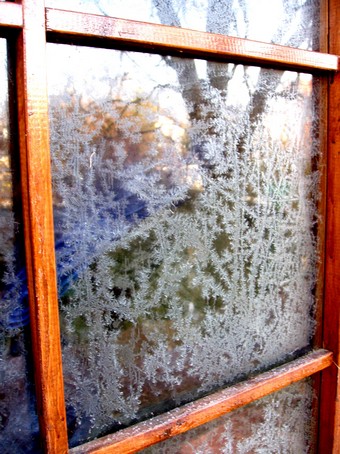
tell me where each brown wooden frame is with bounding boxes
[15,0,67,452]
[319,0,340,451]
[0,0,339,452]
[45,8,338,72]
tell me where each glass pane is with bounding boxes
[45,0,320,50]
[47,44,320,447]
[142,379,317,453]
[0,40,41,453]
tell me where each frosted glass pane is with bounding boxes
[142,379,317,453]
[47,44,319,447]
[45,0,320,50]
[0,40,41,454]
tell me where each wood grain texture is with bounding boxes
[16,0,68,452]
[319,0,340,451]
[70,350,332,454]
[45,8,339,73]
[0,1,22,28]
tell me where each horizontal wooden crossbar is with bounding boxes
[45,8,339,72]
[1,4,338,71]
[70,349,332,454]
[0,2,23,28]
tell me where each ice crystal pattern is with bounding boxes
[48,47,320,445]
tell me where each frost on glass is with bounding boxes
[142,379,317,453]
[0,40,41,453]
[45,0,320,50]
[48,44,320,446]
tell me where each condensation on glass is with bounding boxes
[142,379,317,453]
[45,0,320,50]
[0,40,41,454]
[47,42,320,447]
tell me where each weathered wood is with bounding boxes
[70,349,332,454]
[0,1,22,28]
[45,8,339,73]
[319,0,340,451]
[16,1,68,452]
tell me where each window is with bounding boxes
[0,1,339,453]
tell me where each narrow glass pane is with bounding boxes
[0,40,41,453]
[142,379,317,453]
[47,44,320,447]
[45,0,320,50]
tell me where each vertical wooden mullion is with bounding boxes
[319,0,340,451]
[16,0,68,452]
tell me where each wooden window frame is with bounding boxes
[0,0,339,452]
